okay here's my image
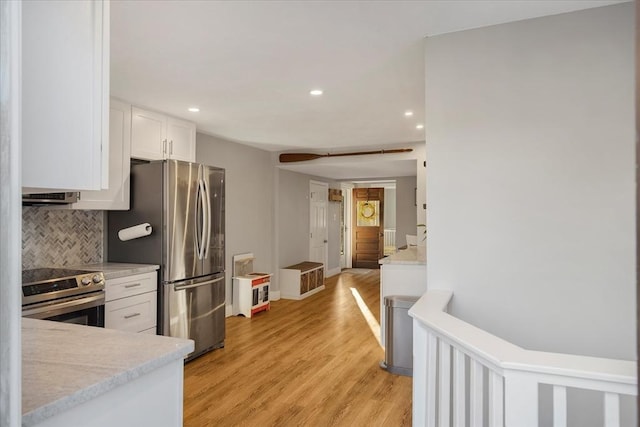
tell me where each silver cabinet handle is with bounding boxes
[124,312,141,319]
[170,140,173,155]
[163,139,167,154]
[124,283,141,289]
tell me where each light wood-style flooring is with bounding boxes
[183,269,412,426]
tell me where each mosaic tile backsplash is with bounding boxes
[22,207,103,269]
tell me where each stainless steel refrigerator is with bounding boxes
[108,160,225,361]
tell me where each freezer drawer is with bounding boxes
[163,273,225,361]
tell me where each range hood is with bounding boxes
[22,192,79,205]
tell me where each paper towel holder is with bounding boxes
[118,223,153,241]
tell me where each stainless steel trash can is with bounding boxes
[380,295,420,376]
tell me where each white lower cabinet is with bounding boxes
[105,272,157,334]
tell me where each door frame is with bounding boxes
[351,187,385,269]
[309,180,328,274]
[341,182,354,269]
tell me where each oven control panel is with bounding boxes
[21,269,105,306]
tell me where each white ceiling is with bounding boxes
[111,0,625,179]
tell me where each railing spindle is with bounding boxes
[453,348,466,427]
[427,332,438,427]
[552,385,567,427]
[470,359,483,427]
[438,342,451,427]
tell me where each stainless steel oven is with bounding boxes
[22,268,105,327]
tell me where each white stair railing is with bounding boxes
[384,228,396,248]
[409,291,637,427]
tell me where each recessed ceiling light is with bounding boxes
[416,124,424,130]
[188,107,200,112]
[404,111,414,117]
[310,89,323,96]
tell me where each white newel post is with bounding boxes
[503,371,538,427]
[413,319,428,427]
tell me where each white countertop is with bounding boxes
[22,318,193,426]
[379,247,426,265]
[71,262,159,280]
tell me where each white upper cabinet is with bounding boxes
[131,107,196,163]
[131,108,166,161]
[22,0,109,191]
[166,117,196,162]
[71,99,131,210]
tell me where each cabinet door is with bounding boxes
[167,117,196,162]
[22,0,109,191]
[105,271,156,302]
[131,107,166,160]
[72,98,131,210]
[308,270,316,291]
[105,291,157,333]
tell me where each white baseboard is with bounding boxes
[225,304,233,317]
[326,267,341,278]
[270,290,281,301]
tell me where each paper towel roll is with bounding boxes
[118,223,152,241]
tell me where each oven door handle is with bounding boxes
[22,293,105,319]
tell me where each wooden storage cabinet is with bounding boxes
[233,274,271,318]
[105,271,157,334]
[131,107,196,162]
[280,262,324,300]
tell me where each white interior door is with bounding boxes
[309,181,328,272]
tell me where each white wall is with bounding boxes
[277,169,314,269]
[395,176,418,246]
[383,188,396,229]
[425,3,634,361]
[197,133,274,309]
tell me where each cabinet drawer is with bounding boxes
[105,272,156,302]
[105,291,157,333]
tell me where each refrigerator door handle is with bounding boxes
[196,178,207,260]
[174,276,224,291]
[202,176,212,260]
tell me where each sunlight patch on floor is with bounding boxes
[350,287,382,348]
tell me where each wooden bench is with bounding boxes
[279,262,324,300]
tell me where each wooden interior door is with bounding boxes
[351,188,384,269]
